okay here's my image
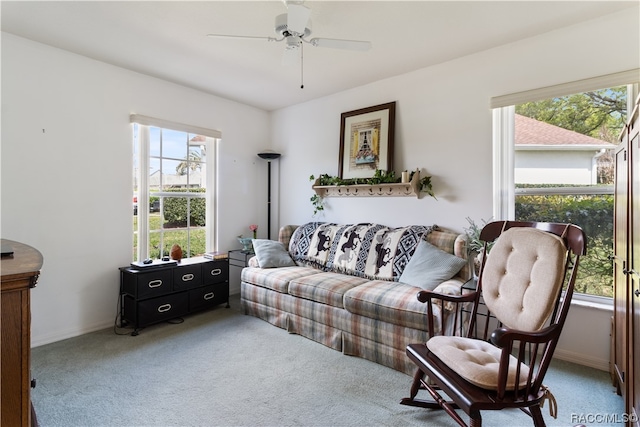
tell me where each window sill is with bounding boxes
[570,296,613,312]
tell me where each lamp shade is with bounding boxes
[258,151,281,160]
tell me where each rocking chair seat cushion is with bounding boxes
[427,335,530,390]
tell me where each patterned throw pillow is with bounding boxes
[326,224,434,281]
[288,222,340,269]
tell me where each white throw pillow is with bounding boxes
[252,239,296,268]
[399,240,466,290]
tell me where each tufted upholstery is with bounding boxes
[424,228,567,392]
[481,227,566,331]
[427,336,529,390]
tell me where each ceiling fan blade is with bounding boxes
[287,3,311,35]
[310,38,372,51]
[207,34,276,42]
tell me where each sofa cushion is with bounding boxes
[399,240,466,290]
[343,281,443,330]
[241,266,321,294]
[252,239,296,268]
[288,272,369,308]
[325,223,435,281]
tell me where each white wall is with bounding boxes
[270,8,639,370]
[1,33,270,346]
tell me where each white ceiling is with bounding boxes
[2,1,637,111]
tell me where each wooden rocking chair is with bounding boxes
[400,221,587,427]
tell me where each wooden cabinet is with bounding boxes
[1,239,43,427]
[120,257,229,335]
[614,94,640,426]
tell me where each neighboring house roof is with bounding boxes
[515,114,615,150]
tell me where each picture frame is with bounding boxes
[338,101,396,179]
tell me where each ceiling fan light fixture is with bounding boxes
[275,13,311,38]
[285,36,301,49]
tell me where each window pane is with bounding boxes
[161,158,182,190]
[148,230,164,259]
[133,122,213,261]
[162,129,188,160]
[149,127,161,157]
[515,193,613,297]
[163,196,188,228]
[163,229,189,257]
[511,86,627,298]
[187,160,204,191]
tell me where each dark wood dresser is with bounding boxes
[1,239,43,427]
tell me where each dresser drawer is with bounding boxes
[121,269,173,299]
[202,261,229,285]
[173,264,203,291]
[123,293,188,328]
[189,283,229,311]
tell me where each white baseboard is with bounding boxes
[554,348,610,372]
[32,320,113,348]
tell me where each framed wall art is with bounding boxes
[338,101,396,179]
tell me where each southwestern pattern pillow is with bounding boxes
[289,222,341,269]
[326,224,434,281]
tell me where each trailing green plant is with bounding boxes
[310,192,324,217]
[412,171,435,199]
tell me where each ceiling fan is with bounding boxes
[207,1,372,87]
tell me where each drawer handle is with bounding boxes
[210,268,222,276]
[157,303,171,313]
[204,292,215,300]
[182,273,194,282]
[148,279,163,288]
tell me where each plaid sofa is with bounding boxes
[240,222,469,375]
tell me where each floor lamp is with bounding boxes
[257,151,281,240]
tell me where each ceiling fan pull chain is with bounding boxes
[300,42,304,89]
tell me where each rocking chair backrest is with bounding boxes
[480,227,567,331]
[465,221,587,398]
[472,222,587,335]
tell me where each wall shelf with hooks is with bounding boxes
[312,171,421,198]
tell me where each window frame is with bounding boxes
[491,72,639,300]
[131,115,220,261]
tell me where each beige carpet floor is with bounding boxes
[31,294,623,427]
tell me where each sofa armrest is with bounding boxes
[418,279,474,336]
[278,225,299,247]
[431,278,464,298]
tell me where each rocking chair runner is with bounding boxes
[400,221,587,427]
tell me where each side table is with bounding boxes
[229,249,254,291]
